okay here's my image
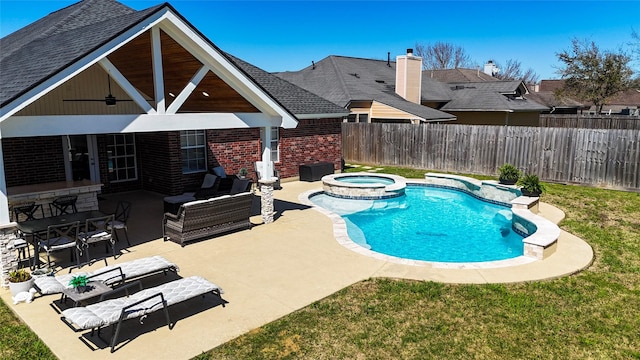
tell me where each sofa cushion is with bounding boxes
[211,166,227,178]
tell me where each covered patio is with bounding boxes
[0,180,593,359]
[0,0,347,288]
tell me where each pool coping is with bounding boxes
[299,178,561,269]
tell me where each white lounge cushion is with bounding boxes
[62,276,222,330]
[34,256,179,295]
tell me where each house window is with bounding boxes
[261,127,280,163]
[107,134,137,182]
[181,130,207,173]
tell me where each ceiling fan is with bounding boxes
[63,75,133,106]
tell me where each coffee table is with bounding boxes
[61,281,111,307]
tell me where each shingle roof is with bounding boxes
[0,0,162,106]
[226,55,348,117]
[425,68,498,83]
[1,0,346,118]
[276,56,456,121]
[525,91,586,110]
[442,82,549,112]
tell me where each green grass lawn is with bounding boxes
[199,165,640,359]
[2,165,639,359]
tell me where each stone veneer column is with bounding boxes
[259,178,278,224]
[0,222,18,288]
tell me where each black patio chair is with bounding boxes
[38,221,81,269]
[108,201,132,247]
[81,214,116,265]
[49,195,78,216]
[13,202,45,222]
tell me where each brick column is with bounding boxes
[259,178,278,224]
[0,222,19,288]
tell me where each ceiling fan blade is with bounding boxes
[63,99,134,102]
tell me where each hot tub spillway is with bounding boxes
[321,173,407,199]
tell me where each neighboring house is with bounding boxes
[526,80,588,114]
[438,80,549,125]
[603,89,640,116]
[276,52,457,124]
[0,0,348,224]
[529,79,640,115]
[425,67,498,83]
[276,50,548,126]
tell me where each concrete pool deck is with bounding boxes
[1,180,593,360]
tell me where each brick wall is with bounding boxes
[278,118,342,178]
[137,132,183,195]
[208,128,262,180]
[1,136,66,187]
[1,118,343,196]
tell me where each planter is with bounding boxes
[521,189,542,197]
[9,278,35,297]
[75,285,88,293]
[499,177,518,185]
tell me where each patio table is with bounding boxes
[17,210,106,268]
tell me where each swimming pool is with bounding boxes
[309,185,525,263]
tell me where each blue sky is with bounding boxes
[1,0,638,80]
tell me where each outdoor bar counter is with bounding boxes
[7,180,103,219]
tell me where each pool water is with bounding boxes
[336,175,395,185]
[310,185,524,263]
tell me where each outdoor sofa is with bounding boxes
[163,191,254,247]
[61,275,224,352]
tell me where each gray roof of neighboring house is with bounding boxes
[0,0,346,118]
[276,56,456,121]
[442,82,549,112]
[525,91,586,110]
[425,68,498,83]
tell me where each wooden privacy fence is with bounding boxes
[539,114,640,130]
[342,123,640,191]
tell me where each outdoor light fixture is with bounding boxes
[105,75,117,106]
[105,94,117,106]
[202,91,210,97]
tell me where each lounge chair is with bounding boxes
[33,256,179,295]
[61,276,224,352]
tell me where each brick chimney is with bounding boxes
[395,48,422,104]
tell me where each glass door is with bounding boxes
[64,135,100,182]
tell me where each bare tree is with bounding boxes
[494,59,540,84]
[414,42,474,70]
[556,38,633,113]
[631,29,640,63]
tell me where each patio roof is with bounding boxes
[0,0,346,128]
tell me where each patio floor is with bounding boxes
[1,180,593,360]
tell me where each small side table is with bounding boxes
[61,281,111,307]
